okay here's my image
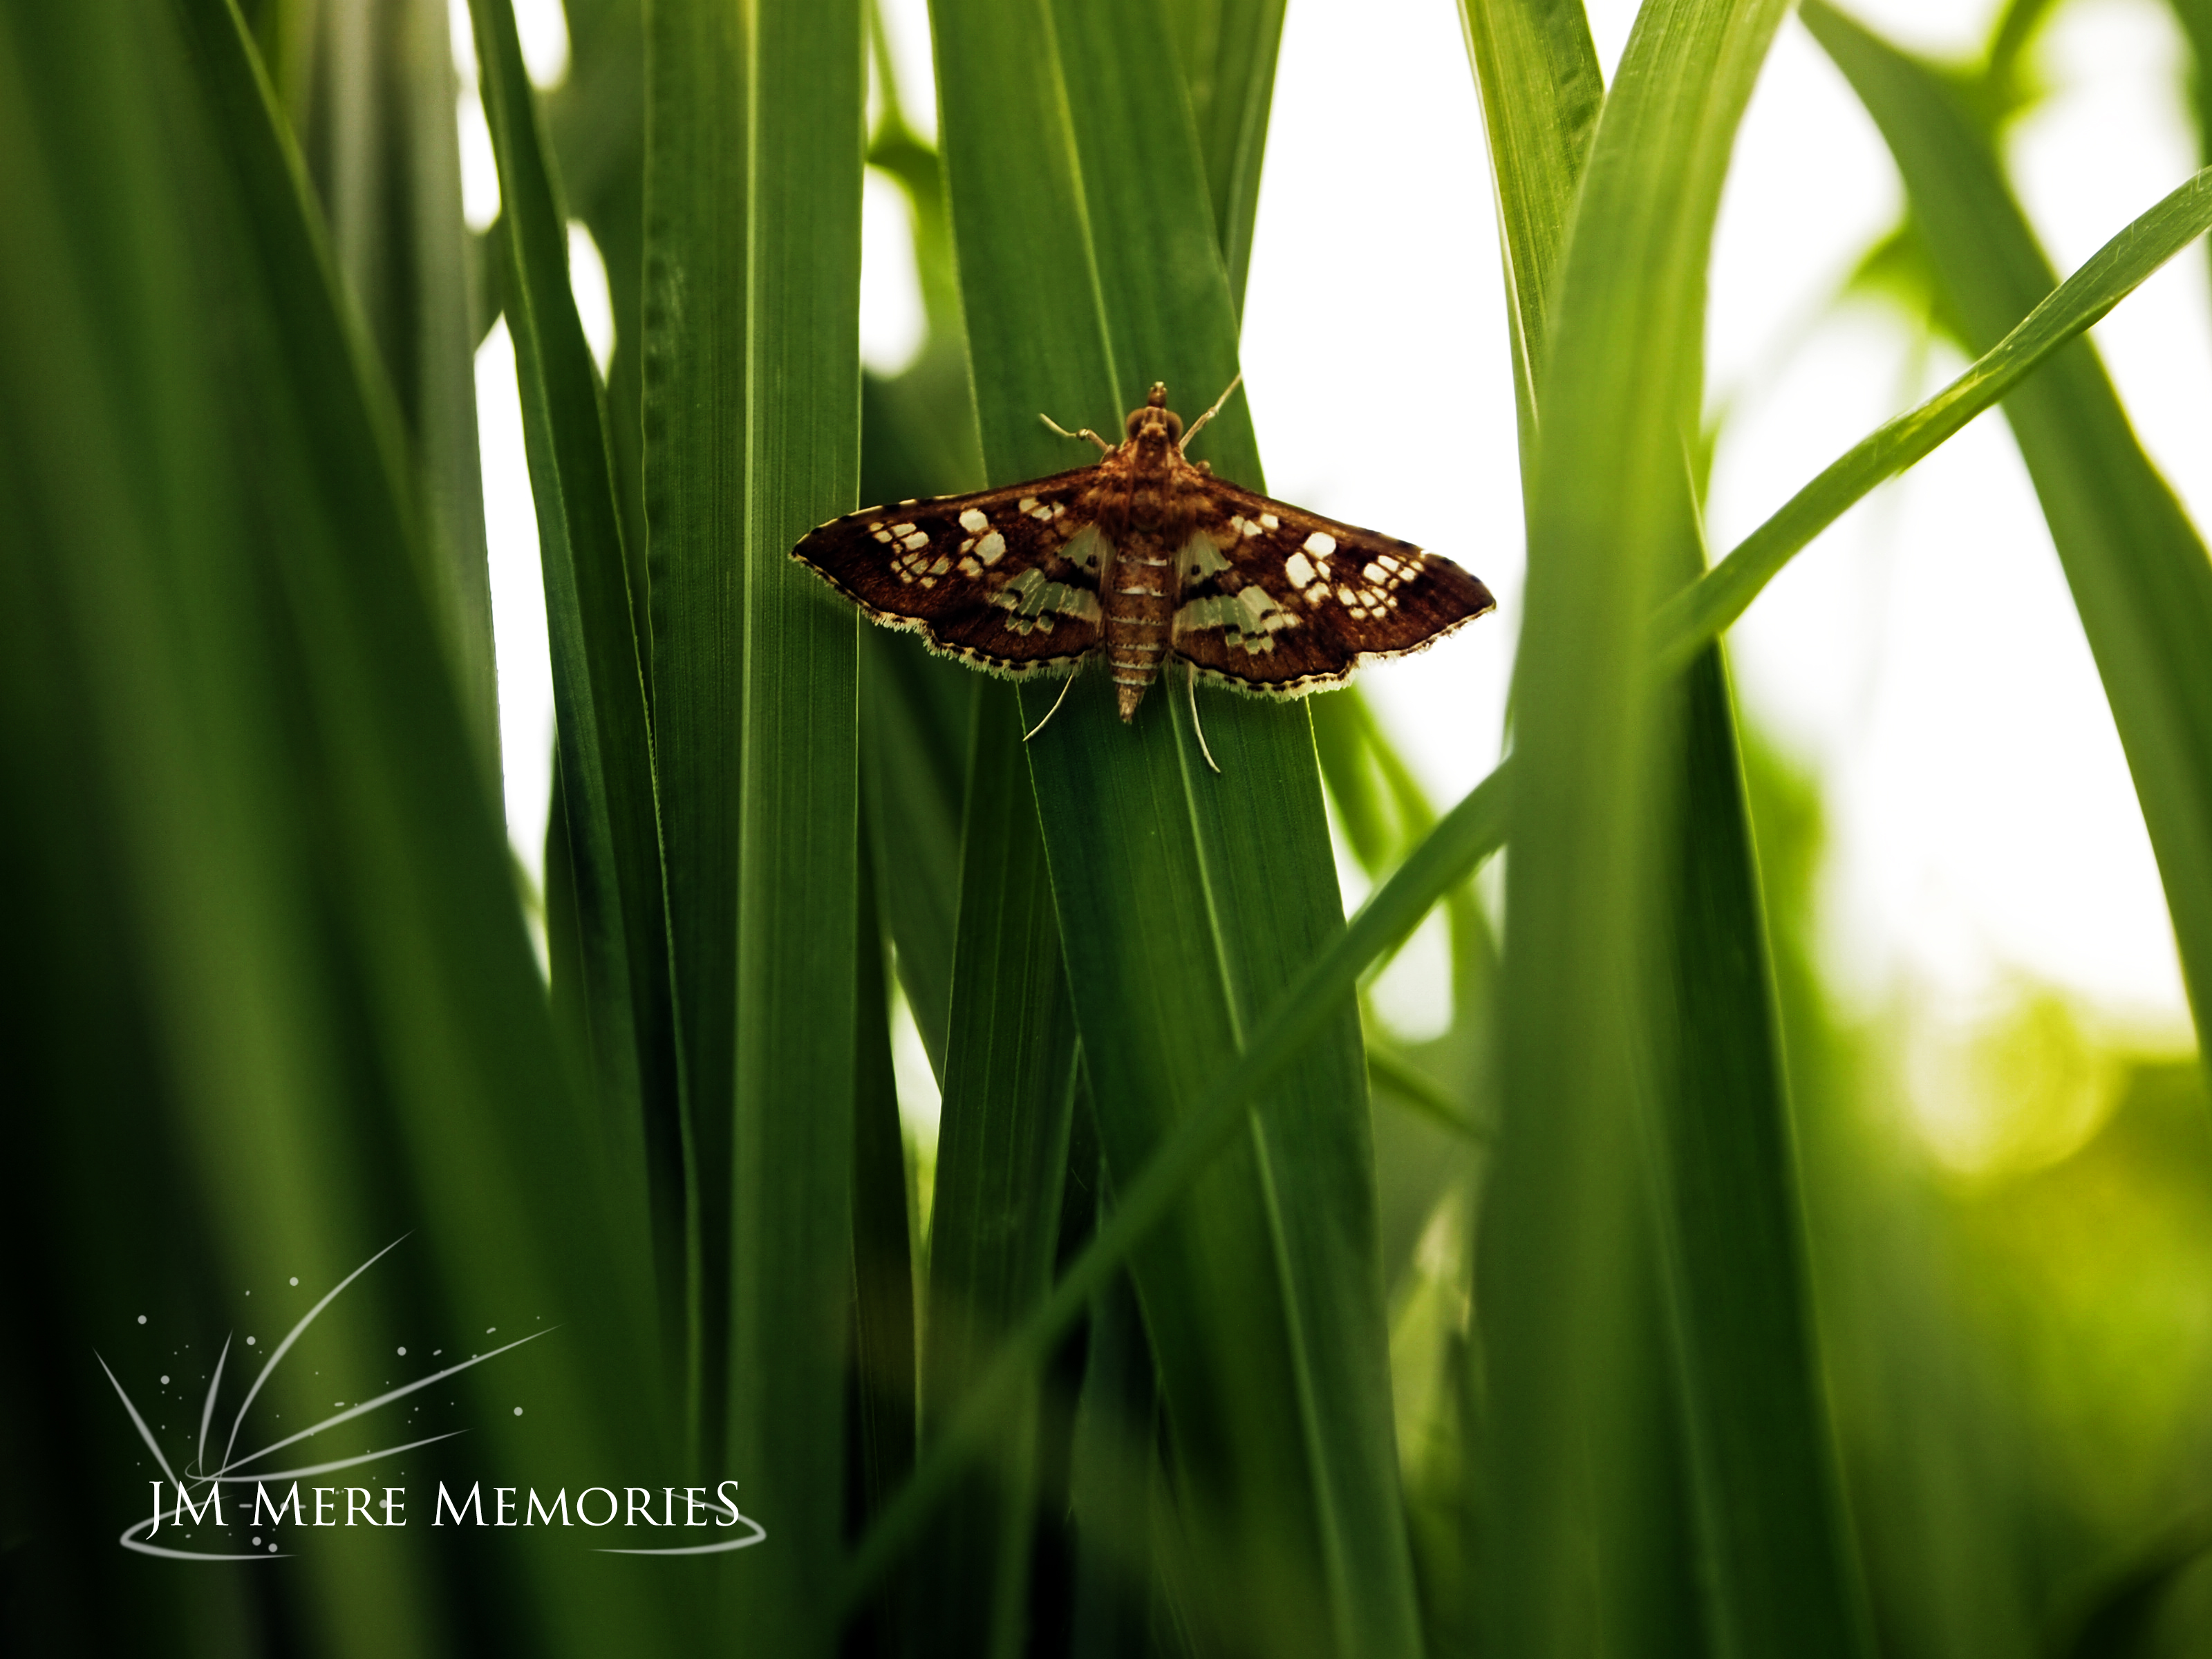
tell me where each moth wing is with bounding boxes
[1170,480,1496,695]
[791,471,1106,675]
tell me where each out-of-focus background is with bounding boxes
[466,1,2212,1642]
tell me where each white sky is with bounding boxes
[473,0,2205,1036]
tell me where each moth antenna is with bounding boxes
[1024,666,1082,742]
[1040,412,1113,456]
[1186,662,1221,774]
[1179,372,1244,454]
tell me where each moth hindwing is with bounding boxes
[789,381,1497,720]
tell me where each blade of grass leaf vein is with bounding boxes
[722,0,865,1645]
[914,683,1082,1656]
[467,0,686,1337]
[0,1,684,1647]
[1805,0,2212,1057]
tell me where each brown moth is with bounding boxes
[790,379,1496,761]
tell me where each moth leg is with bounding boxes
[1178,371,1244,455]
[1023,664,1083,742]
[1040,412,1113,456]
[1185,660,1221,775]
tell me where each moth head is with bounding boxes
[1125,383,1183,446]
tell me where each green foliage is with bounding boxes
[12,0,2212,1653]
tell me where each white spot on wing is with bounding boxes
[1305,532,1337,557]
[959,507,990,534]
[1258,513,1280,531]
[1286,552,1316,588]
[975,530,1006,564]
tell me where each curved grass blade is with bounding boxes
[1654,162,2212,677]
[1804,0,2212,1053]
[466,0,684,1321]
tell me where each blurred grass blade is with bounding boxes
[720,0,866,1646]
[914,683,1082,1655]
[0,0,686,1647]
[1804,0,2212,1053]
[467,0,684,1313]
[1164,0,1288,311]
[297,0,500,785]
[1452,0,1602,462]
[845,760,1513,1614]
[1654,162,2212,676]
[547,0,652,640]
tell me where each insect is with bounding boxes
[790,377,1496,769]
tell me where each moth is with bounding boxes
[791,378,1496,767]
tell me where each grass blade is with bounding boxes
[641,0,747,1441]
[1473,0,1797,1646]
[300,0,501,785]
[913,684,1082,1655]
[1804,0,2212,1053]
[982,0,1425,1647]
[1458,0,1872,1644]
[467,0,684,1312]
[1452,0,1602,459]
[720,0,866,1644]
[1165,0,1288,311]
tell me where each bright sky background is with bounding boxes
[469,0,2209,1042]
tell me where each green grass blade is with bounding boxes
[641,0,747,1440]
[1164,0,1288,310]
[913,684,1082,1655]
[722,0,866,1644]
[1458,0,1871,1644]
[1452,0,1602,460]
[0,0,687,1646]
[298,0,501,786]
[970,0,1423,1647]
[1654,163,2212,677]
[1803,0,2212,1051]
[1474,0,1794,1646]
[547,0,650,636]
[467,0,684,1308]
